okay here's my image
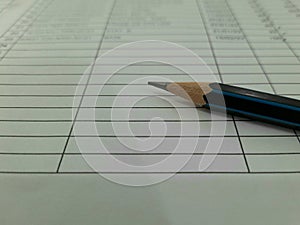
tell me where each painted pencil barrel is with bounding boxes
[203,83,300,130]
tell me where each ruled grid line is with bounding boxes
[0,0,299,174]
[0,63,298,66]
[2,152,300,156]
[223,0,272,173]
[0,93,298,97]
[55,0,117,172]
[0,171,299,174]
[229,0,300,145]
[2,56,300,60]
[2,40,300,44]
[295,130,300,144]
[197,0,252,172]
[0,135,298,137]
[0,83,299,86]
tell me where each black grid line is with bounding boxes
[3,40,300,44]
[0,119,246,122]
[295,130,300,144]
[0,93,298,97]
[55,0,117,172]
[0,135,297,138]
[1,55,300,59]
[0,83,299,86]
[0,0,298,174]
[231,116,251,172]
[0,72,299,75]
[3,48,300,51]
[1,152,300,156]
[245,0,300,140]
[1,63,300,67]
[0,171,299,174]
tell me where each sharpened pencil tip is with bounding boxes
[148,81,171,91]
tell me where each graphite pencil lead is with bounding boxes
[149,81,213,106]
[148,81,171,91]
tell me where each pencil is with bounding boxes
[148,82,300,130]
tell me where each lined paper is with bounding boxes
[1,1,300,224]
[0,0,299,175]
